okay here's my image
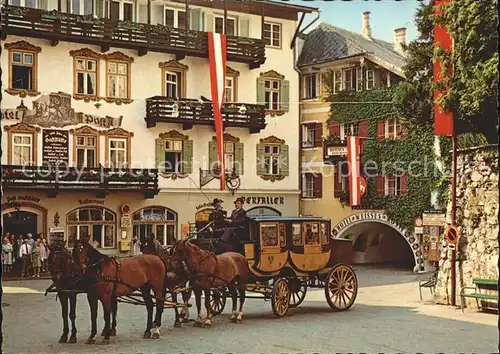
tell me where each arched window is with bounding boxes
[67,207,116,249]
[132,207,177,246]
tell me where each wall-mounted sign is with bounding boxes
[1,92,122,128]
[332,212,406,238]
[195,202,213,210]
[245,196,284,205]
[121,216,132,228]
[326,146,348,157]
[141,213,168,222]
[414,226,424,234]
[422,212,446,226]
[42,129,69,166]
[5,195,41,204]
[79,199,105,205]
[414,217,423,227]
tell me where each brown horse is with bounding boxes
[72,240,168,343]
[170,240,250,326]
[47,243,118,344]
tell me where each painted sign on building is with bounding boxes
[43,129,69,166]
[332,212,406,238]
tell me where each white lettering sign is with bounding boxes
[422,212,446,226]
[327,146,348,156]
[332,212,406,238]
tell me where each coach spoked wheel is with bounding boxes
[271,278,291,317]
[209,288,227,316]
[288,277,307,308]
[325,263,358,311]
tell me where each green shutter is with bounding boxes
[256,143,266,176]
[208,140,218,170]
[239,17,250,37]
[204,13,214,32]
[234,142,244,175]
[256,78,266,106]
[280,80,290,112]
[182,139,193,174]
[155,139,165,172]
[190,8,202,31]
[279,144,289,176]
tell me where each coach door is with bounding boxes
[256,222,287,273]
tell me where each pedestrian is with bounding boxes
[131,236,142,256]
[31,241,42,278]
[19,238,32,277]
[14,234,24,275]
[39,234,49,272]
[27,233,34,247]
[2,237,14,273]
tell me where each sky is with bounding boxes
[285,0,426,43]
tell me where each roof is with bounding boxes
[258,0,318,13]
[248,216,331,222]
[297,22,406,75]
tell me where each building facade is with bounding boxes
[1,0,317,255]
[296,12,427,270]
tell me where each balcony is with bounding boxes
[1,6,266,68]
[1,165,159,198]
[145,96,267,133]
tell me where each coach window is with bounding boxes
[292,223,303,246]
[260,223,278,247]
[67,207,116,249]
[304,222,319,245]
[320,222,329,245]
[132,207,177,246]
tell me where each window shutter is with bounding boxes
[138,4,147,23]
[358,120,368,138]
[377,121,385,141]
[234,142,244,175]
[95,0,103,18]
[256,78,266,105]
[279,80,290,112]
[315,74,321,98]
[314,173,323,198]
[400,174,407,195]
[181,139,193,174]
[204,12,213,32]
[279,144,289,176]
[239,17,250,37]
[155,139,165,173]
[190,8,203,30]
[208,140,218,169]
[333,167,342,198]
[314,122,323,147]
[376,175,385,195]
[256,143,266,175]
[328,120,340,137]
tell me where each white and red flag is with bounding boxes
[346,136,366,206]
[208,32,227,190]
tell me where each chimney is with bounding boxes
[362,11,372,39]
[394,27,407,52]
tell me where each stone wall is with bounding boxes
[434,145,498,306]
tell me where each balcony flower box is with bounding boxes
[41,10,61,20]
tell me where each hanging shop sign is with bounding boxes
[326,146,348,157]
[42,129,69,166]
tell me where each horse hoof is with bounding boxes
[203,321,212,328]
[193,322,203,327]
[152,333,160,339]
[110,329,117,337]
[86,338,96,344]
[100,330,106,337]
[58,336,68,343]
[68,336,77,344]
[174,322,182,328]
[101,339,110,345]
[143,332,151,339]
[230,317,237,323]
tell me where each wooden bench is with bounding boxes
[460,278,498,312]
[419,270,438,301]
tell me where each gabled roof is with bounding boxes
[297,22,406,77]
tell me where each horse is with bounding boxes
[169,240,250,327]
[141,235,193,326]
[72,239,169,343]
[47,244,118,344]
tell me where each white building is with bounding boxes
[1,0,317,254]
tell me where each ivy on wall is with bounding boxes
[325,84,445,232]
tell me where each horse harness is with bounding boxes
[94,257,138,296]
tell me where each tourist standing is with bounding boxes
[39,234,49,272]
[19,238,32,277]
[31,241,42,278]
[132,236,142,256]
[2,237,14,273]
[14,234,24,275]
[27,233,34,247]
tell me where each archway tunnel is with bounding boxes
[341,222,416,270]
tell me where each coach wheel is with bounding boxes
[271,278,290,317]
[288,278,307,308]
[325,263,358,311]
[209,288,227,316]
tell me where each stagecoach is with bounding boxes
[194,215,358,317]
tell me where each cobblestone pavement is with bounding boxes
[1,266,498,353]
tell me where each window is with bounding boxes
[366,69,375,90]
[214,16,236,36]
[10,51,35,91]
[67,207,116,249]
[109,0,135,21]
[75,58,97,96]
[385,118,402,139]
[159,60,188,99]
[333,70,342,94]
[225,77,234,103]
[263,22,281,48]
[303,73,318,99]
[164,139,183,173]
[109,138,127,169]
[12,133,33,165]
[164,71,181,99]
[302,173,315,198]
[260,223,278,247]
[133,207,177,247]
[264,79,280,110]
[264,144,280,175]
[356,68,363,91]
[164,8,186,29]
[343,68,357,91]
[301,124,315,148]
[107,61,128,99]
[224,142,235,172]
[304,223,319,245]
[76,136,97,168]
[385,175,402,196]
[340,122,358,140]
[71,0,92,15]
[320,223,329,245]
[292,223,303,246]
[9,0,48,9]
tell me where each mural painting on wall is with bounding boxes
[42,129,69,166]
[1,92,123,128]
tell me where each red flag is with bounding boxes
[433,0,453,136]
[208,32,227,190]
[347,136,362,206]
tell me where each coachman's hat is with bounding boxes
[234,197,245,204]
[212,198,224,206]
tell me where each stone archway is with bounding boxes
[1,202,47,239]
[332,212,423,271]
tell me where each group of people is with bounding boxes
[1,232,50,277]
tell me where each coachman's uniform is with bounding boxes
[220,198,247,246]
